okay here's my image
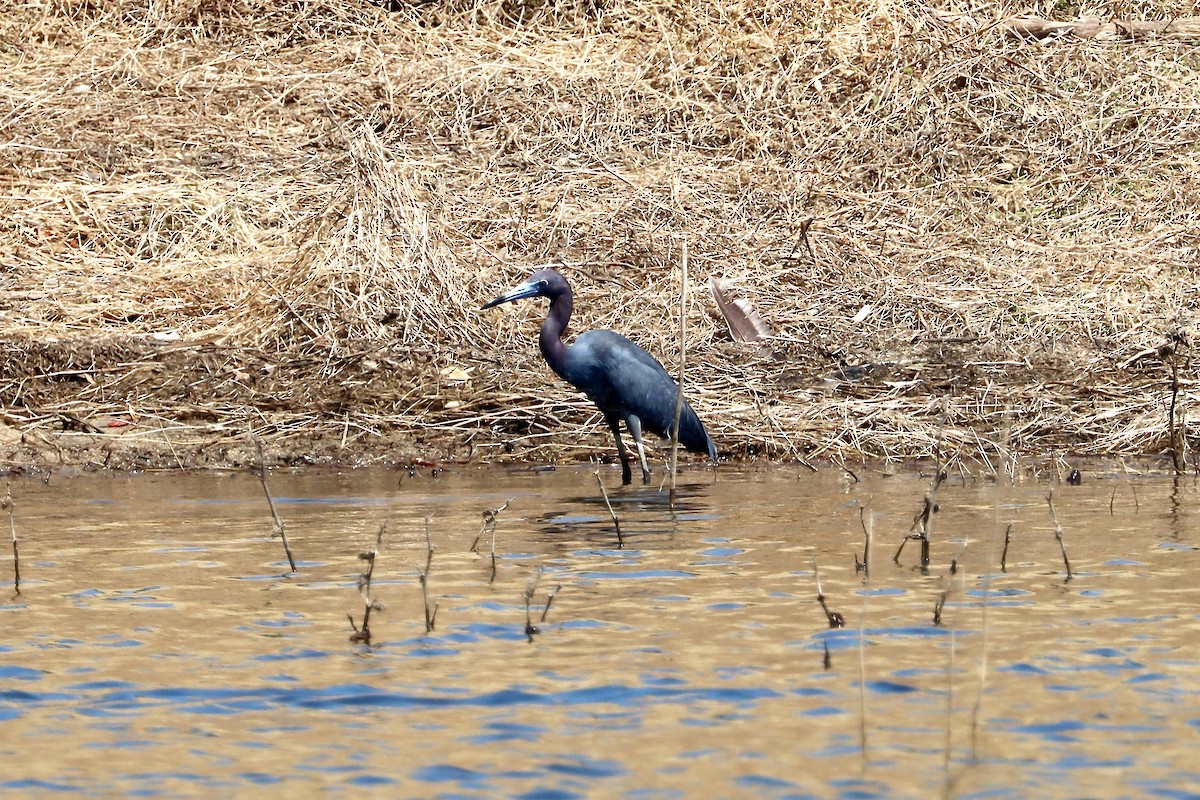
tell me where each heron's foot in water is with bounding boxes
[640,467,651,485]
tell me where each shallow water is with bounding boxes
[1,464,1198,798]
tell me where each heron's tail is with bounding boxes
[678,403,717,461]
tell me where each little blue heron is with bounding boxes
[483,268,716,485]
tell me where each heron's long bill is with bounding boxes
[482,280,542,310]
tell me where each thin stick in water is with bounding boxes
[999,523,1012,572]
[348,523,386,644]
[4,483,18,595]
[541,583,562,623]
[1167,324,1189,476]
[417,517,438,632]
[524,567,543,641]
[856,506,873,578]
[471,499,510,552]
[594,470,623,547]
[895,460,946,570]
[1044,487,1073,581]
[932,544,967,625]
[472,499,510,585]
[669,238,689,505]
[813,559,845,629]
[252,436,296,573]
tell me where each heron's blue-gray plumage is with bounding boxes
[557,330,715,460]
[484,268,716,483]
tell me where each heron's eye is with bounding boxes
[537,280,549,290]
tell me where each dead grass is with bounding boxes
[0,0,1197,470]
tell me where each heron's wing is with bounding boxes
[569,331,714,457]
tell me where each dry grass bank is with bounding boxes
[0,0,1197,472]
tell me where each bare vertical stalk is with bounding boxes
[470,500,510,552]
[942,628,956,798]
[855,506,873,579]
[1166,324,1190,476]
[999,523,1012,573]
[813,559,845,629]
[524,567,542,641]
[417,518,438,632]
[669,238,689,505]
[970,482,1001,763]
[594,470,623,547]
[4,483,18,594]
[895,464,946,571]
[856,549,870,766]
[541,583,562,623]
[252,436,296,573]
[1044,487,1073,582]
[932,544,967,625]
[348,524,386,644]
[471,499,510,584]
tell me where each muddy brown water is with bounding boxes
[0,465,1197,798]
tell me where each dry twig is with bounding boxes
[594,469,623,547]
[1044,487,1074,582]
[813,559,845,629]
[348,524,386,644]
[3,483,18,594]
[252,436,296,573]
[417,518,438,632]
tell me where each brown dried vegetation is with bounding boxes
[0,0,1197,470]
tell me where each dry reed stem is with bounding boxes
[855,505,872,578]
[252,436,296,573]
[594,469,623,546]
[348,523,386,644]
[896,444,947,569]
[540,583,562,624]
[471,499,509,584]
[812,558,844,629]
[416,517,438,633]
[3,483,18,594]
[999,523,1013,572]
[0,2,1197,470]
[471,499,510,552]
[669,238,688,502]
[1044,486,1074,581]
[523,567,543,640]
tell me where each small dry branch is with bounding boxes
[813,559,845,629]
[669,238,688,505]
[348,523,386,644]
[1044,488,1074,582]
[472,499,510,584]
[932,544,968,625]
[594,470,623,547]
[523,567,557,641]
[471,499,510,552]
[252,436,296,573]
[855,506,873,579]
[1166,325,1191,476]
[999,523,1013,573]
[417,518,438,632]
[4,483,18,595]
[895,468,946,570]
[936,10,1200,42]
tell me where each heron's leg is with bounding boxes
[604,414,633,485]
[625,415,652,485]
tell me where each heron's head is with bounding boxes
[482,269,570,310]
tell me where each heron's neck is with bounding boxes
[538,293,572,376]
